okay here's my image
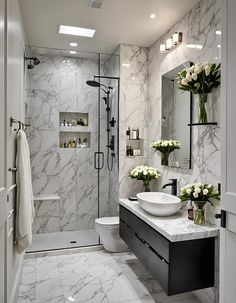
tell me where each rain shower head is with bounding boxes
[86,80,100,87]
[25,56,40,69]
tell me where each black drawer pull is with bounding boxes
[148,245,168,263]
[135,233,146,244]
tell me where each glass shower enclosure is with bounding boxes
[25,47,120,252]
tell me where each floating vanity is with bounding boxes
[119,199,219,296]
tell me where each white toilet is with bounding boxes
[95,217,128,252]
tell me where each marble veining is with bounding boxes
[18,250,200,303]
[119,199,219,242]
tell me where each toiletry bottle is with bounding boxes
[80,119,84,126]
[126,126,130,139]
[130,146,134,156]
[63,140,67,148]
[136,128,139,139]
[63,119,66,126]
[132,129,137,140]
[72,138,76,148]
[126,145,129,156]
[77,138,81,148]
[83,138,88,148]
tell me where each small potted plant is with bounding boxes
[179,183,220,225]
[150,140,181,166]
[178,62,221,123]
[129,165,161,192]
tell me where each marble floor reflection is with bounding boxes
[18,250,200,303]
[27,229,99,252]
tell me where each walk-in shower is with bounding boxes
[25,47,120,252]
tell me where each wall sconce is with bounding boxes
[160,32,183,53]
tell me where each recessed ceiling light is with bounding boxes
[122,63,130,67]
[69,51,77,54]
[150,14,156,19]
[216,30,222,35]
[59,25,96,38]
[186,44,203,49]
[70,42,78,47]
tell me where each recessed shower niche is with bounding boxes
[59,112,91,148]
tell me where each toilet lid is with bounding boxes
[95,216,119,226]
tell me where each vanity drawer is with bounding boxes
[120,219,148,265]
[147,246,169,294]
[120,206,169,262]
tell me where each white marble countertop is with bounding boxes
[119,199,219,242]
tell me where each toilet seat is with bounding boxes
[95,216,119,227]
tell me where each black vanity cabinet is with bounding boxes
[119,206,215,296]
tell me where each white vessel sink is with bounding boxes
[137,192,182,216]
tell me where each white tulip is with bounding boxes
[186,188,192,195]
[193,192,199,198]
[192,73,198,81]
[181,79,188,85]
[205,65,211,76]
[203,189,209,195]
[186,73,192,81]
[194,67,201,74]
[195,187,201,194]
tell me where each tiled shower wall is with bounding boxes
[26,52,118,233]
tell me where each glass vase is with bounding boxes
[161,152,169,166]
[143,180,151,192]
[198,93,208,123]
[193,201,206,225]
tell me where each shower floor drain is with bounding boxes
[70,241,77,244]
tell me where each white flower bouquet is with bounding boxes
[129,165,161,192]
[151,140,181,153]
[150,140,180,166]
[179,183,220,225]
[179,183,220,203]
[178,63,221,95]
[178,62,221,123]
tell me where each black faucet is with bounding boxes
[162,179,178,196]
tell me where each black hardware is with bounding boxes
[109,117,116,127]
[188,122,218,126]
[215,210,226,228]
[10,117,31,133]
[107,135,115,151]
[218,183,221,196]
[162,179,177,196]
[8,168,17,173]
[94,152,104,170]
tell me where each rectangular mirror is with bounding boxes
[161,61,192,169]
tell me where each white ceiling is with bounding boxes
[19,0,199,55]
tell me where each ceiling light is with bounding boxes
[122,63,130,67]
[70,42,78,47]
[59,25,96,38]
[160,44,166,53]
[217,44,221,48]
[69,51,77,54]
[216,30,221,35]
[150,14,156,19]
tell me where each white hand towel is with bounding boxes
[15,130,35,253]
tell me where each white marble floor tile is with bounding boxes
[18,250,201,303]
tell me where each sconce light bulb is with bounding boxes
[166,38,173,50]
[160,44,166,53]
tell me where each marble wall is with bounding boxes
[26,51,119,234]
[119,44,149,198]
[148,1,221,302]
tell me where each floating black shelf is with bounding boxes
[188,122,218,126]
